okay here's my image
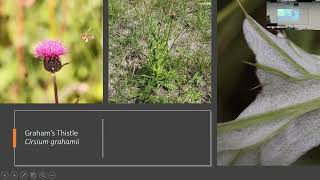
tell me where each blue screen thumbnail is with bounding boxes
[277,9,300,22]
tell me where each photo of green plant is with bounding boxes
[109,0,211,104]
[0,0,103,103]
[218,0,320,166]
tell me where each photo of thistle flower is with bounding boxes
[0,0,102,103]
[34,40,68,103]
[109,0,211,104]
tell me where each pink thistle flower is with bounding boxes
[34,40,68,73]
[34,40,68,60]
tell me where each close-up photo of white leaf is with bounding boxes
[218,0,320,166]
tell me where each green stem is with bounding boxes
[51,73,59,104]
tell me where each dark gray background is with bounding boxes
[14,110,211,166]
[0,0,217,179]
[1,105,215,180]
[0,0,316,179]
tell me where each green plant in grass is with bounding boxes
[136,14,177,102]
[109,0,211,104]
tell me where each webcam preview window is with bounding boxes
[267,0,320,30]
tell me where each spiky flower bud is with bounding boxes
[34,40,68,73]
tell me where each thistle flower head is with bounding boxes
[34,40,68,60]
[34,40,68,73]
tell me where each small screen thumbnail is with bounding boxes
[267,0,320,30]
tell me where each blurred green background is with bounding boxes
[0,0,103,103]
[218,0,320,165]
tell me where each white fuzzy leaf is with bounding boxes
[217,8,320,166]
